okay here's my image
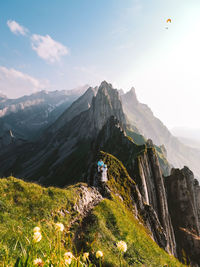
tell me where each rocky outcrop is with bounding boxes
[74,185,103,216]
[194,179,200,224]
[133,139,176,255]
[165,167,200,265]
[84,81,127,138]
[91,150,176,255]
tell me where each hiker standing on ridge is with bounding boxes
[96,159,111,198]
[101,164,108,182]
[97,159,104,172]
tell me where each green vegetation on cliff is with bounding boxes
[0,153,184,266]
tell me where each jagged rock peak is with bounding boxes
[95,81,123,108]
[125,86,138,104]
[170,166,194,177]
[146,139,154,147]
[89,81,127,133]
[99,80,113,89]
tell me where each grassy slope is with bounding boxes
[0,177,82,266]
[78,197,184,266]
[0,156,185,266]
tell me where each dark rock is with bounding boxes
[133,142,176,255]
[165,166,200,265]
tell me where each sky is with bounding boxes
[0,0,200,129]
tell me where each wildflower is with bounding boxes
[55,222,64,232]
[33,226,41,233]
[82,252,89,261]
[33,231,42,243]
[64,252,74,265]
[65,258,72,265]
[64,252,73,259]
[116,240,127,252]
[33,258,43,266]
[96,250,103,258]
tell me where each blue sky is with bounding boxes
[1,0,200,129]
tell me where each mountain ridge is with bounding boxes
[1,81,200,265]
[121,87,200,179]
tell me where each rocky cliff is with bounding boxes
[133,140,176,255]
[165,167,200,265]
[91,117,176,255]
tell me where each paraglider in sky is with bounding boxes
[165,18,172,29]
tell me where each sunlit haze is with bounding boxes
[1,0,200,129]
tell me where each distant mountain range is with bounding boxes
[1,81,200,180]
[0,85,89,140]
[171,127,200,149]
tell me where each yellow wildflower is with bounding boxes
[65,258,72,265]
[33,226,40,233]
[64,252,74,265]
[116,240,127,252]
[96,251,103,258]
[82,252,89,261]
[55,222,64,232]
[33,258,43,265]
[33,231,42,243]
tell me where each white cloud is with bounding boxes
[0,66,49,98]
[31,34,68,62]
[6,20,69,63]
[7,20,28,36]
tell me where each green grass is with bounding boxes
[0,164,185,266]
[75,196,184,267]
[0,177,82,266]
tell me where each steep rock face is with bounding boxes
[91,118,176,255]
[133,140,176,255]
[165,167,200,265]
[121,88,200,179]
[194,179,200,224]
[85,81,127,137]
[91,149,175,254]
